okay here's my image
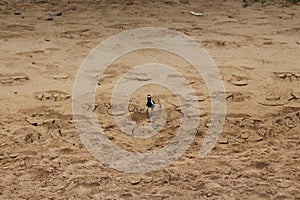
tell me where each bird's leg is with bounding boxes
[158,101,162,108]
[151,104,155,111]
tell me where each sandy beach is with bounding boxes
[0,0,300,199]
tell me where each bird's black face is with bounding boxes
[147,95,151,100]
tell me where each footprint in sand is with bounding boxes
[34,90,71,102]
[229,74,248,86]
[0,73,29,85]
[258,92,288,106]
[220,66,249,86]
[288,92,300,103]
[22,108,73,132]
[226,91,251,102]
[173,27,202,36]
[274,72,300,82]
[52,74,69,80]
[202,39,243,48]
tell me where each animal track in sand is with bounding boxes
[2,125,47,147]
[290,92,300,99]
[34,90,71,102]
[229,74,248,86]
[172,27,202,36]
[201,39,244,48]
[226,92,251,102]
[220,66,249,86]
[52,74,69,80]
[274,72,300,82]
[288,92,300,103]
[23,108,73,131]
[259,91,300,106]
[226,106,300,141]
[258,92,288,106]
[0,73,29,85]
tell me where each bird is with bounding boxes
[243,0,248,7]
[146,94,155,112]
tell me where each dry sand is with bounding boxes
[0,0,300,199]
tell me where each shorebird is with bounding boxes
[146,94,155,112]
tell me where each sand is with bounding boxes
[0,0,300,199]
